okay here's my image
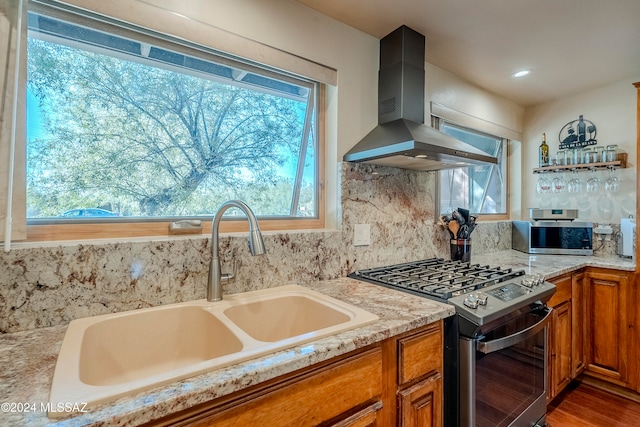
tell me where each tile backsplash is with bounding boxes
[1,162,513,333]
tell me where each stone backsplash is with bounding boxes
[2,162,514,333]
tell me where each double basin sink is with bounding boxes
[49,285,378,417]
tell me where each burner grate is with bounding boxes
[350,258,525,300]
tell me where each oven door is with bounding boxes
[460,306,551,427]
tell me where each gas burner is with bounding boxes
[349,258,526,301]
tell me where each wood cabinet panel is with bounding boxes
[397,323,442,385]
[583,269,630,387]
[397,373,443,427]
[571,271,585,377]
[547,273,576,401]
[329,401,383,427]
[149,322,445,427]
[547,274,572,307]
[187,348,383,426]
[550,301,572,399]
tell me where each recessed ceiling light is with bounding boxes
[512,69,531,78]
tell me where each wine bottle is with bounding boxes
[539,133,549,167]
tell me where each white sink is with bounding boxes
[49,285,378,417]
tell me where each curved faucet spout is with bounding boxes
[208,200,265,302]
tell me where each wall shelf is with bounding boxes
[533,153,627,174]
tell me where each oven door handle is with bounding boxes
[476,307,552,354]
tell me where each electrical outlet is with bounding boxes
[353,224,371,246]
[594,225,613,235]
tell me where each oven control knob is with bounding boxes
[476,292,488,305]
[521,278,533,288]
[463,294,479,309]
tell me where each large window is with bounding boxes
[25,3,322,237]
[435,119,508,217]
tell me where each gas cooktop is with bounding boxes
[349,258,556,329]
[348,258,526,300]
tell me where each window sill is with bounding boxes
[18,222,337,248]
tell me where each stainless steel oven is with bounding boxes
[349,259,556,427]
[457,304,551,427]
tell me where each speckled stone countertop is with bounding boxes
[472,250,636,278]
[0,252,634,426]
[0,278,454,427]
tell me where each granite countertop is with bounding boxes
[472,250,636,278]
[0,278,454,427]
[0,251,634,426]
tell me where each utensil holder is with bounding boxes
[450,239,471,262]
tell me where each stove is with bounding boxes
[349,258,556,427]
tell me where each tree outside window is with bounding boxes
[26,12,318,221]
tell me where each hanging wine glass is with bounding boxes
[586,169,601,193]
[604,168,620,192]
[552,173,565,193]
[567,170,582,193]
[536,174,551,193]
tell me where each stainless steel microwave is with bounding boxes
[512,220,593,255]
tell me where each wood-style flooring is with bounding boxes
[547,381,640,426]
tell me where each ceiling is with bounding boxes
[293,0,640,107]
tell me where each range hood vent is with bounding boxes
[343,25,497,171]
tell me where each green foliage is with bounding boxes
[27,38,314,217]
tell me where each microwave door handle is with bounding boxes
[476,307,552,354]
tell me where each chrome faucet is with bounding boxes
[207,200,266,302]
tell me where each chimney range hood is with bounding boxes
[343,25,497,171]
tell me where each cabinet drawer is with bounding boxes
[329,401,383,427]
[191,348,383,426]
[398,323,442,385]
[548,275,572,307]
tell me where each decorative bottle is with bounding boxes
[577,115,586,142]
[539,133,549,167]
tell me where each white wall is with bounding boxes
[523,78,637,224]
[425,63,524,133]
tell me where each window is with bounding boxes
[435,119,508,217]
[24,3,323,239]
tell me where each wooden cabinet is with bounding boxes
[571,271,585,377]
[328,402,383,427]
[583,268,631,388]
[549,300,572,399]
[146,321,444,427]
[548,268,636,397]
[396,325,443,427]
[397,374,442,427]
[546,271,587,400]
[547,273,578,401]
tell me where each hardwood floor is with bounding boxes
[547,381,640,426]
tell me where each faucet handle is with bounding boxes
[221,260,238,283]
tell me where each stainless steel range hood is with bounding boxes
[343,25,497,171]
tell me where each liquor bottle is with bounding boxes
[539,133,549,167]
[577,115,586,142]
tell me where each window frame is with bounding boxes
[22,2,326,242]
[433,117,510,221]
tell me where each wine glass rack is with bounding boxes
[533,153,627,174]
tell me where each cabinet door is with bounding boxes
[571,271,585,377]
[329,402,383,427]
[397,373,442,427]
[549,301,572,400]
[583,269,630,387]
